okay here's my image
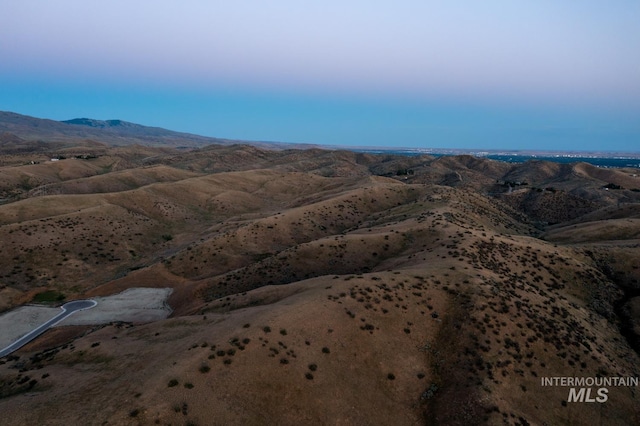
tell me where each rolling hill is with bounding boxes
[0,111,302,149]
[0,113,639,425]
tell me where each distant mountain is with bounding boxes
[62,118,138,129]
[0,132,25,145]
[61,117,216,141]
[1,127,640,424]
[62,118,149,129]
[0,111,237,148]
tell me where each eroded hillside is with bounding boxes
[1,140,639,425]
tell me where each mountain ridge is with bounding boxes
[62,117,149,129]
[0,110,639,424]
[0,111,311,149]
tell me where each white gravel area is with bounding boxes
[59,287,173,325]
[0,288,173,349]
[0,306,61,350]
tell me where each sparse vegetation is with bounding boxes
[0,121,639,425]
[31,290,65,303]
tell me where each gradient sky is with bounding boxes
[1,1,639,151]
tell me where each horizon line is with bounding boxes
[3,109,640,157]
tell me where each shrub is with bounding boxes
[168,379,179,387]
[32,290,65,303]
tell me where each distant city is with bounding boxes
[348,147,640,169]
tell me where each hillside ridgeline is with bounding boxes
[0,125,639,425]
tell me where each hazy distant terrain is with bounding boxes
[1,113,639,425]
[0,111,316,150]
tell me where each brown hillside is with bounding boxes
[497,188,605,224]
[0,139,639,425]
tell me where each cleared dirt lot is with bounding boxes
[0,306,60,349]
[0,287,172,349]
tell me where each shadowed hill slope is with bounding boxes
[0,132,639,424]
[0,111,233,148]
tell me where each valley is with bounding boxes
[0,114,639,425]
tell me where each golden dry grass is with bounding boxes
[0,143,639,425]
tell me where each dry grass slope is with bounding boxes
[0,138,639,425]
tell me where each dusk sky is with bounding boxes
[1,1,639,151]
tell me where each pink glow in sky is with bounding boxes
[1,1,639,150]
[4,1,638,103]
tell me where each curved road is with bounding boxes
[0,300,97,358]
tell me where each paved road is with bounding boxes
[0,300,97,358]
